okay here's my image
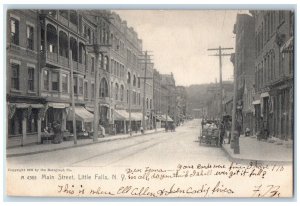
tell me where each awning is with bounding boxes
[252,100,261,105]
[67,106,94,122]
[159,114,173,122]
[9,103,45,109]
[31,104,44,109]
[166,115,174,122]
[260,92,269,98]
[114,110,130,121]
[131,112,149,121]
[155,115,164,121]
[48,102,69,108]
[85,106,94,113]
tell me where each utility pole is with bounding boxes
[207,46,233,120]
[70,50,77,145]
[138,51,153,132]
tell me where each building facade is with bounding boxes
[233,14,256,135]
[6,9,179,148]
[252,10,294,140]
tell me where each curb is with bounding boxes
[221,145,293,165]
[7,130,164,158]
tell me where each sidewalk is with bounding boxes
[222,135,293,164]
[7,128,164,157]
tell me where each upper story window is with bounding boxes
[91,57,95,73]
[11,62,20,90]
[73,77,78,94]
[62,73,68,93]
[84,82,88,99]
[28,67,35,91]
[10,17,19,45]
[52,72,59,91]
[43,70,49,91]
[26,25,34,50]
[78,78,83,95]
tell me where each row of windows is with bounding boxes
[255,11,285,57]
[11,63,35,92]
[43,69,110,99]
[10,17,34,50]
[255,51,276,91]
[111,59,125,78]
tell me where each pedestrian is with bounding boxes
[140,126,144,134]
[219,121,225,146]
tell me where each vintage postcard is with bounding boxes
[5,8,294,198]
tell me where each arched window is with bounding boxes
[115,83,119,100]
[127,72,131,84]
[120,85,124,101]
[46,24,57,53]
[70,37,78,61]
[59,31,68,57]
[79,42,85,64]
[99,78,108,97]
[137,77,140,88]
[133,75,136,87]
[104,56,109,72]
[99,53,103,69]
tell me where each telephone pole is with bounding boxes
[138,51,153,131]
[207,46,233,120]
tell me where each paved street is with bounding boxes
[7,119,229,168]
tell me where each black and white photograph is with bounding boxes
[4,6,295,198]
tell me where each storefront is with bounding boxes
[66,106,94,133]
[42,102,70,133]
[7,103,45,148]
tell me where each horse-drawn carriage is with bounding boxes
[198,121,220,147]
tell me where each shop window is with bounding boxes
[8,109,22,135]
[26,25,34,50]
[28,67,34,91]
[10,17,19,45]
[27,109,38,133]
[11,63,20,90]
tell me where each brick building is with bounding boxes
[232,13,256,135]
[252,10,294,140]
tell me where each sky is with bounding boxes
[115,10,250,86]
